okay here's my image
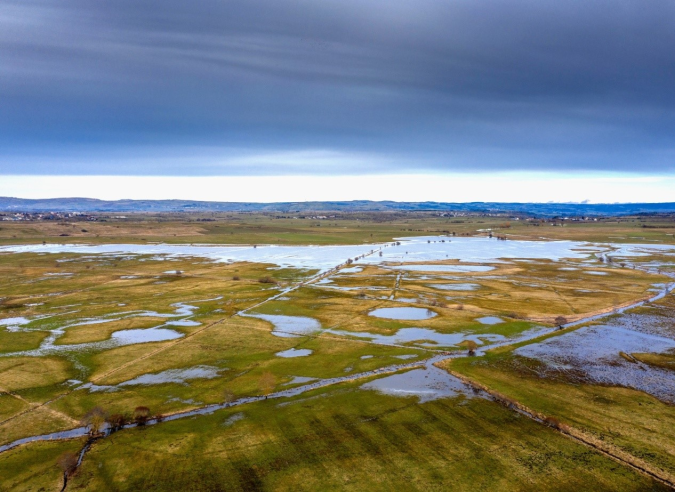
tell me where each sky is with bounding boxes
[1,0,674,202]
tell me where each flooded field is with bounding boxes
[2,234,675,491]
[0,235,644,273]
[516,310,675,403]
[368,306,437,320]
[326,326,504,349]
[361,364,483,403]
[244,313,322,337]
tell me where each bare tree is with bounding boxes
[57,451,78,477]
[81,407,108,435]
[554,316,568,329]
[106,413,128,432]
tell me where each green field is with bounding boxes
[1,212,674,246]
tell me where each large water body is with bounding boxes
[4,237,668,273]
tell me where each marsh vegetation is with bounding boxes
[1,215,674,490]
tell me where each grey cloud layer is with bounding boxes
[1,0,674,175]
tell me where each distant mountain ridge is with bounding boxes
[1,197,675,217]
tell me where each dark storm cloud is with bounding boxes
[1,0,674,175]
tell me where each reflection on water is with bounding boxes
[244,313,322,337]
[1,327,183,359]
[0,302,200,358]
[516,312,675,403]
[110,328,182,344]
[326,326,503,348]
[369,307,437,320]
[5,236,661,273]
[283,376,317,386]
[361,364,482,403]
[276,348,313,358]
[84,365,225,392]
[393,264,494,273]
[427,283,480,291]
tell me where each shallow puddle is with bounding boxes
[276,348,313,358]
[327,326,503,348]
[477,316,504,325]
[1,326,184,359]
[112,327,183,344]
[0,317,32,327]
[427,283,480,291]
[283,376,317,385]
[369,307,437,320]
[166,319,201,327]
[393,264,495,273]
[84,365,224,392]
[361,364,480,403]
[245,313,322,337]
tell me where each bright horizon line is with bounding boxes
[1,173,674,204]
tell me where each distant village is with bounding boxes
[0,212,99,222]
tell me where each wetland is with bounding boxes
[1,214,675,491]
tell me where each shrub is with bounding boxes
[106,413,128,432]
[57,451,78,476]
[465,340,478,355]
[543,416,562,429]
[133,406,151,426]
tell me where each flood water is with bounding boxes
[0,302,200,358]
[427,283,480,291]
[2,237,675,455]
[84,365,225,392]
[369,307,437,320]
[276,348,313,358]
[244,313,322,337]
[326,326,503,348]
[5,236,666,273]
[516,311,675,403]
[393,264,495,273]
[361,364,483,403]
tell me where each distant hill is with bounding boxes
[1,197,675,217]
